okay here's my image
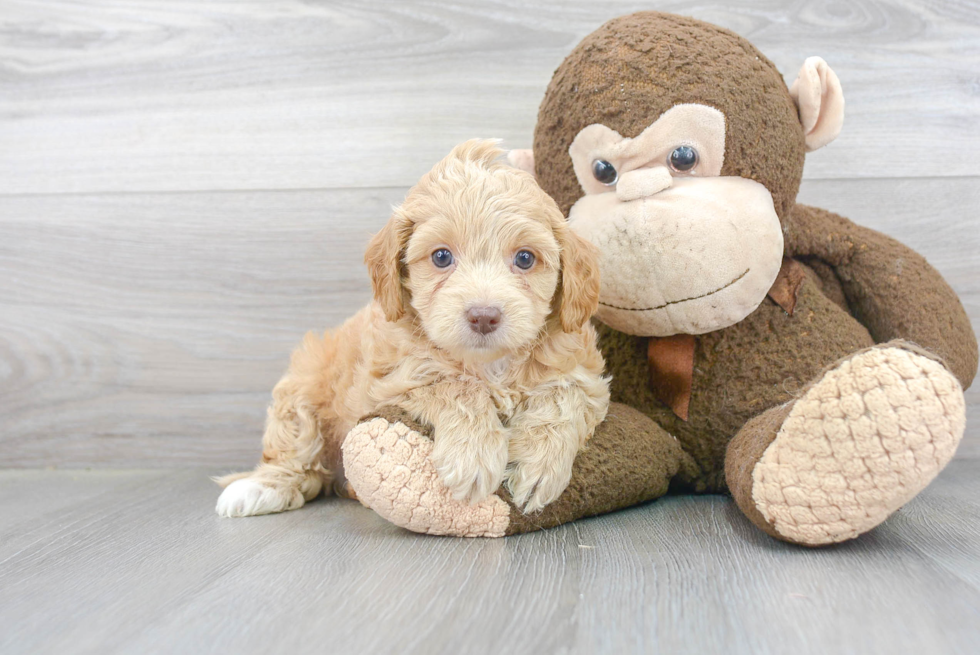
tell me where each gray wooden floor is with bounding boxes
[1,1,979,653]
[2,462,980,655]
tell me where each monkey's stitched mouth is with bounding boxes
[598,268,750,312]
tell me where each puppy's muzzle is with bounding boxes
[467,306,501,335]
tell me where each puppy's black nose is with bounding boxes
[467,306,501,335]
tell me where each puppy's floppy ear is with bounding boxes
[556,224,601,333]
[365,210,413,322]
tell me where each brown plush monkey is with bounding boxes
[338,11,977,545]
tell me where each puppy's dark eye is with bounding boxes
[431,248,454,268]
[514,250,535,270]
[668,146,698,172]
[592,159,618,185]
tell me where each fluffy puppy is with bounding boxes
[216,139,609,518]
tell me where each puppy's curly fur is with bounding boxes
[216,140,610,518]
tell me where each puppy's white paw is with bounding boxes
[215,478,302,517]
[431,437,507,505]
[505,457,574,513]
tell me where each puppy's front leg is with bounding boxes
[506,383,607,513]
[401,382,508,504]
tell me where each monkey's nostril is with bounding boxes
[466,307,502,335]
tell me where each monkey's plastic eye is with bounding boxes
[668,146,698,172]
[431,248,454,268]
[592,159,618,185]
[514,250,536,270]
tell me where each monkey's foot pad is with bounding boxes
[341,417,510,537]
[752,346,966,545]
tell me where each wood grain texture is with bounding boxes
[1,177,977,467]
[0,188,396,466]
[1,462,979,654]
[1,0,980,194]
[2,3,978,651]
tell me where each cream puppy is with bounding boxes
[216,140,609,517]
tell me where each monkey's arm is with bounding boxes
[783,203,977,388]
[340,403,698,536]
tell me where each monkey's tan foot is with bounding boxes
[341,409,511,537]
[727,342,966,546]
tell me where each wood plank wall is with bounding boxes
[1,0,977,467]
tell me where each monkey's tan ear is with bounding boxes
[790,57,845,152]
[506,149,535,176]
[365,212,412,322]
[557,226,601,333]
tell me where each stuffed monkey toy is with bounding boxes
[335,11,977,545]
